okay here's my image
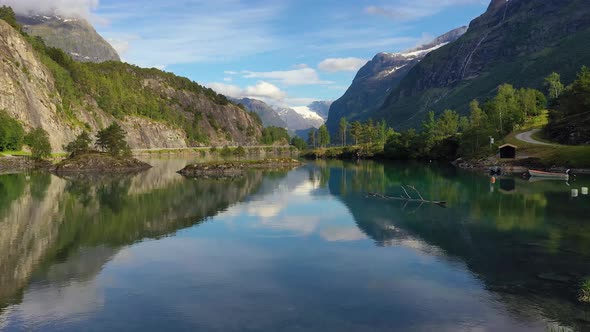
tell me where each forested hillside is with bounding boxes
[377,0,590,130]
[0,6,262,151]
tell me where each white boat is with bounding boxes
[528,169,570,180]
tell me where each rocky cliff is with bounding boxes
[17,14,120,63]
[0,19,262,151]
[378,0,590,129]
[325,27,467,134]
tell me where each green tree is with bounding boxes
[64,131,92,157]
[233,146,246,158]
[24,128,51,160]
[96,123,130,156]
[437,109,460,137]
[260,126,290,145]
[350,121,363,145]
[308,129,317,148]
[291,136,308,151]
[362,119,377,145]
[338,118,349,146]
[317,125,330,147]
[0,111,24,152]
[544,72,564,100]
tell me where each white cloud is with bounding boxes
[244,81,287,100]
[207,81,286,103]
[242,68,332,86]
[1,0,100,21]
[365,0,481,21]
[318,57,367,72]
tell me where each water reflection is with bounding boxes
[0,159,272,317]
[1,160,589,331]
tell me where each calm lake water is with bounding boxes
[1,158,590,331]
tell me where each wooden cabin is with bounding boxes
[499,144,517,159]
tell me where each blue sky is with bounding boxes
[10,0,489,107]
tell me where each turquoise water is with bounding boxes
[1,158,589,331]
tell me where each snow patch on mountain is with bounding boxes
[291,106,325,121]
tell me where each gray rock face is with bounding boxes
[378,0,590,129]
[17,15,120,63]
[0,20,261,151]
[326,26,467,134]
[231,97,287,128]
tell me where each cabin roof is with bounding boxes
[498,144,517,149]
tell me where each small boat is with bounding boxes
[528,169,570,180]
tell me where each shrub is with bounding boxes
[0,111,24,151]
[24,128,51,160]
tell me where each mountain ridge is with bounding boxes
[326,26,467,134]
[0,16,262,151]
[16,14,120,63]
[377,0,590,129]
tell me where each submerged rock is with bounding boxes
[54,153,152,174]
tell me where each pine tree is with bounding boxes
[96,123,130,156]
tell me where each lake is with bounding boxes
[1,158,590,331]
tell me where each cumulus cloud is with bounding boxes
[242,68,332,86]
[207,81,286,103]
[0,0,100,20]
[318,57,367,72]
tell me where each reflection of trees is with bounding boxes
[0,169,271,312]
[323,162,590,330]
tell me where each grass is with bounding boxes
[504,130,590,168]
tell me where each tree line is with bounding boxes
[545,66,590,144]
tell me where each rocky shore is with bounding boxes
[178,158,302,178]
[53,153,152,174]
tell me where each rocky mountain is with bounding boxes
[277,107,324,131]
[16,14,120,63]
[0,17,262,151]
[326,27,467,134]
[232,97,326,132]
[377,0,590,129]
[231,97,287,128]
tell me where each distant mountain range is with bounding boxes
[329,0,590,131]
[326,26,467,134]
[233,97,330,132]
[231,98,287,128]
[16,14,120,63]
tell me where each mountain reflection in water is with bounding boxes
[0,159,589,331]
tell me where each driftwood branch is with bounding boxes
[368,186,446,208]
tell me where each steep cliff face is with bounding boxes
[378,0,590,129]
[17,15,120,63]
[325,27,467,133]
[0,20,262,150]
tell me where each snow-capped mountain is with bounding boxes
[325,26,467,134]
